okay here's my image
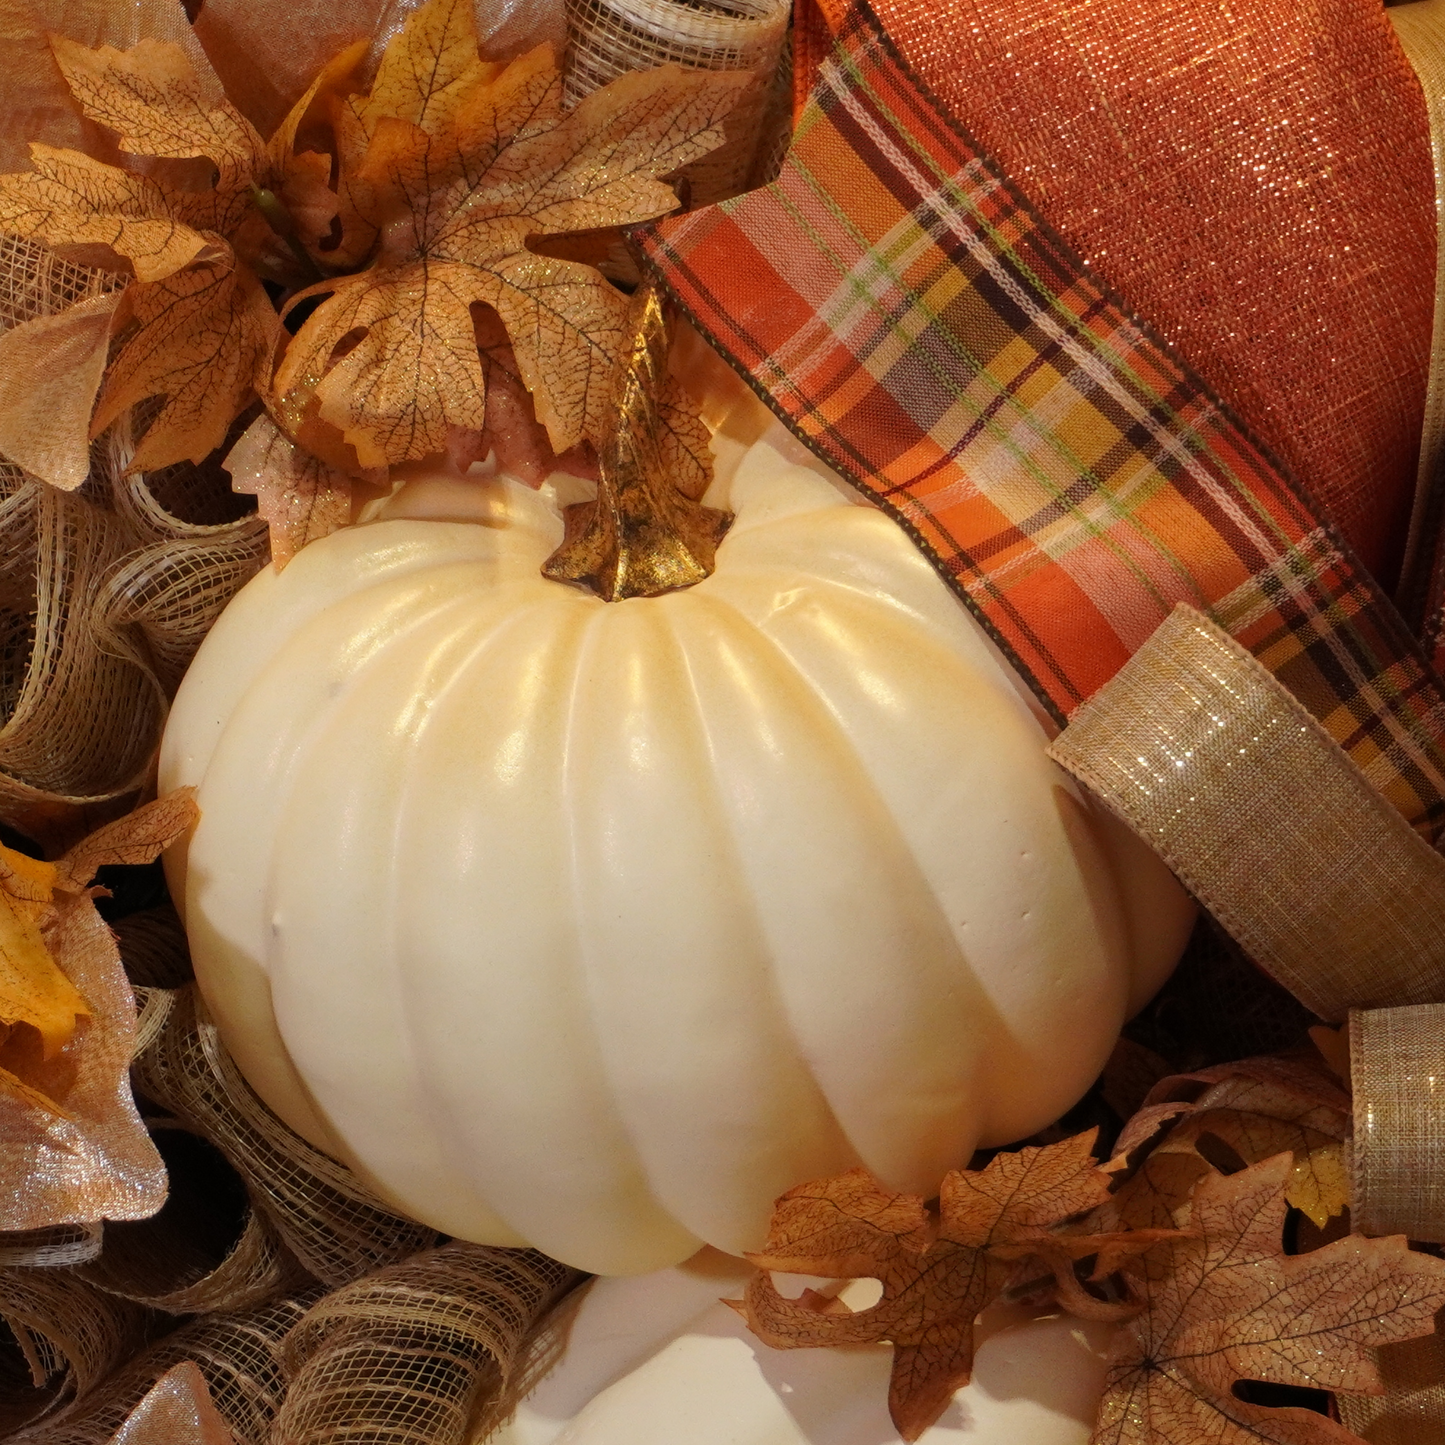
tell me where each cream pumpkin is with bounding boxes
[159,400,1192,1276]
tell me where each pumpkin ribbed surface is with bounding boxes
[161,438,1191,1275]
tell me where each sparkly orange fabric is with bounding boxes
[817,0,1435,583]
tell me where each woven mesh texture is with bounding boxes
[0,237,268,853]
[275,1245,581,1445]
[133,987,440,1289]
[564,0,790,203]
[13,1293,321,1445]
[0,1270,151,1436]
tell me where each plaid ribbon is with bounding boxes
[638,0,1445,841]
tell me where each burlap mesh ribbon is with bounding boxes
[1047,606,1445,1023]
[0,232,268,853]
[275,1245,580,1445]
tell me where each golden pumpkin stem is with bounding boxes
[542,279,731,601]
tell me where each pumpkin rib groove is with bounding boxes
[561,597,826,1260]
[546,598,713,1270]
[260,582,563,1244]
[620,591,866,1249]
[383,594,695,1270]
[679,577,1008,1193]
[185,572,529,1165]
[698,557,1135,1160]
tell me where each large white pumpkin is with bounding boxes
[159,398,1192,1275]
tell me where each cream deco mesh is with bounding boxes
[0,234,268,851]
[0,0,793,1439]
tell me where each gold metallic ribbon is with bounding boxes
[1047,605,1445,1023]
[1350,1003,1445,1242]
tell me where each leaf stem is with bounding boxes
[250,185,324,286]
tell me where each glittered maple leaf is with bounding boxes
[1112,1055,1351,1230]
[735,1132,1115,1441]
[272,0,748,470]
[0,34,288,477]
[224,412,357,569]
[1094,1154,1445,1445]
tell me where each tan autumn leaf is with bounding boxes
[0,35,280,478]
[1100,1037,1174,1125]
[659,373,714,500]
[1101,1138,1214,1233]
[1114,1056,1351,1229]
[92,257,278,471]
[737,1132,1113,1442]
[0,143,215,282]
[53,786,198,892]
[268,38,370,254]
[0,292,123,490]
[1093,1155,1445,1445]
[1309,1024,1351,1087]
[224,413,353,567]
[48,35,266,217]
[274,0,749,468]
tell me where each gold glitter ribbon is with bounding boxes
[1350,1003,1445,1242]
[1047,605,1445,1023]
[1336,1005,1445,1441]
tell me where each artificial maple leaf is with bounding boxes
[1094,1154,1445,1445]
[0,792,197,1120]
[0,844,84,1066]
[273,0,749,469]
[1115,1057,1351,1229]
[224,412,353,568]
[468,303,702,494]
[737,1132,1113,1441]
[0,290,123,489]
[53,787,197,892]
[0,35,281,476]
[266,39,370,260]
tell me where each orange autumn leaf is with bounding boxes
[274,0,749,469]
[53,787,198,893]
[736,1132,1113,1441]
[0,34,282,477]
[0,791,197,1121]
[0,843,82,1065]
[1093,1155,1445,1445]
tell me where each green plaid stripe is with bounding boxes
[639,0,1445,838]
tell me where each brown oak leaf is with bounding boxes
[1114,1056,1350,1229]
[52,787,198,893]
[273,0,748,468]
[736,1131,1113,1441]
[224,413,354,568]
[0,35,281,476]
[1094,1154,1445,1445]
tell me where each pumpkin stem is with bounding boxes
[542,279,731,601]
